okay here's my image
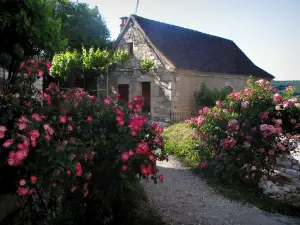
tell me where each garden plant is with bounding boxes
[187,78,300,184]
[0,60,166,225]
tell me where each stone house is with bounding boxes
[109,15,274,122]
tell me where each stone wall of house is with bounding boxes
[174,69,250,115]
[107,20,176,122]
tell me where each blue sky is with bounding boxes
[78,0,299,81]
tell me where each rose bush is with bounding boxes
[187,78,300,183]
[0,60,166,224]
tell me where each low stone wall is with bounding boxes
[258,172,300,206]
[258,139,300,206]
[276,144,300,179]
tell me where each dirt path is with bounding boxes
[142,156,300,225]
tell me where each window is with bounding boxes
[125,42,133,54]
[224,86,233,93]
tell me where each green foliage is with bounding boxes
[194,83,232,108]
[51,49,82,80]
[141,58,155,72]
[54,1,112,50]
[51,47,129,81]
[188,78,300,184]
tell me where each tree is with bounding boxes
[0,0,66,84]
[54,1,112,51]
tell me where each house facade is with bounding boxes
[108,15,274,122]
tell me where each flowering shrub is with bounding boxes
[0,60,166,224]
[187,78,300,183]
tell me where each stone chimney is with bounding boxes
[120,16,129,32]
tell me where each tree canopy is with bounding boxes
[0,0,65,77]
[54,1,112,51]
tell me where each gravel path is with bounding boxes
[142,156,300,225]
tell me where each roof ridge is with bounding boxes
[130,14,234,43]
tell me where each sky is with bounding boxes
[78,0,299,81]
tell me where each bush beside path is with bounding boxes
[143,155,300,225]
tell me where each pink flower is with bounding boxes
[129,149,134,156]
[268,150,275,156]
[118,120,125,126]
[15,151,26,161]
[273,93,281,102]
[17,187,28,196]
[17,123,27,130]
[200,161,208,169]
[121,165,128,171]
[283,101,289,108]
[228,119,238,127]
[37,70,44,77]
[277,143,286,151]
[241,101,249,109]
[290,119,296,124]
[288,97,297,103]
[3,139,14,148]
[32,113,42,121]
[86,172,92,180]
[67,125,73,131]
[0,126,7,132]
[29,130,40,140]
[121,151,130,162]
[52,183,56,188]
[262,112,269,119]
[158,174,164,182]
[59,116,67,124]
[67,117,72,121]
[104,98,112,104]
[19,179,26,186]
[294,103,300,109]
[46,61,52,70]
[259,148,265,153]
[20,62,25,69]
[275,105,281,110]
[202,107,211,115]
[7,158,15,166]
[255,79,265,86]
[30,176,38,184]
[67,169,72,176]
[71,185,76,192]
[286,86,295,92]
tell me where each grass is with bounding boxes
[163,123,300,218]
[163,123,199,165]
[163,123,194,141]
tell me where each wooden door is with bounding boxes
[118,84,129,106]
[142,82,151,113]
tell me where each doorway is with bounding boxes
[141,82,151,113]
[118,84,129,106]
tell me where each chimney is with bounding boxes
[120,16,129,33]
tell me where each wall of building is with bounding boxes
[108,20,176,122]
[174,70,250,115]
